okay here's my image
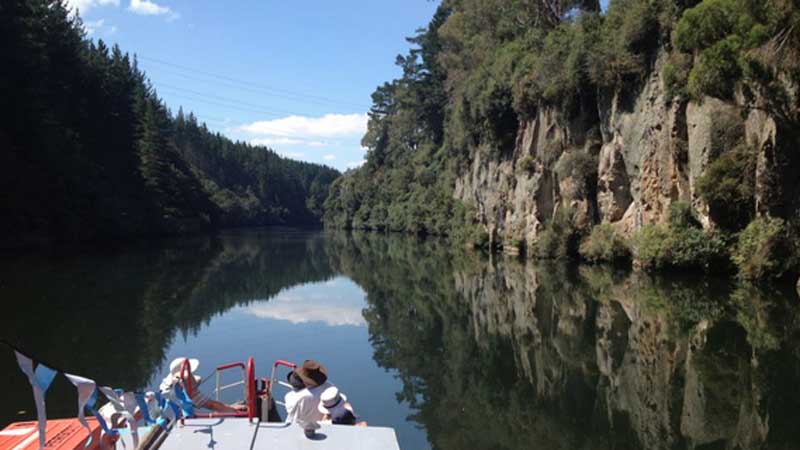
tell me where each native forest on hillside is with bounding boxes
[323,0,800,282]
[2,0,800,283]
[1,1,339,248]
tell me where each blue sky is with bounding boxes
[71,1,610,171]
[70,0,440,171]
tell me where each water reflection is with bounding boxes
[329,232,800,450]
[2,229,800,450]
[241,278,366,326]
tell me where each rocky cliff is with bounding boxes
[455,49,800,248]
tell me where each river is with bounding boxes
[2,228,799,449]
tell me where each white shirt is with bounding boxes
[285,382,332,430]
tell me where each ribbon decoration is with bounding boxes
[86,389,118,436]
[172,382,195,418]
[134,392,155,425]
[63,373,97,439]
[155,392,181,427]
[98,387,140,448]
[15,351,58,450]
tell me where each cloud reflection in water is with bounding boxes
[241,277,367,327]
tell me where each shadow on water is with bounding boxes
[2,228,800,450]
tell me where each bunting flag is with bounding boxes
[134,392,155,425]
[86,389,117,436]
[172,382,195,418]
[15,351,58,450]
[7,342,202,448]
[98,387,140,448]
[63,373,96,438]
[155,392,181,426]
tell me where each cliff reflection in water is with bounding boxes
[2,229,800,449]
[330,232,800,450]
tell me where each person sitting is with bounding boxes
[285,360,332,436]
[318,386,367,427]
[282,370,307,420]
[159,357,246,414]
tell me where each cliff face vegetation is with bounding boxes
[0,1,339,248]
[323,0,800,280]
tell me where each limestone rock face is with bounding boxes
[454,50,799,246]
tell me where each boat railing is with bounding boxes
[214,361,246,401]
[178,357,257,422]
[268,359,297,409]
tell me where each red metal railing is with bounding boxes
[174,358,257,422]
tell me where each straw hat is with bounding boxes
[295,360,328,387]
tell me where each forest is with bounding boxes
[0,0,339,248]
[323,0,800,281]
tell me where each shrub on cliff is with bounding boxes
[696,143,756,231]
[674,0,794,102]
[733,216,795,280]
[533,207,579,259]
[579,223,631,264]
[633,202,729,271]
[556,151,598,198]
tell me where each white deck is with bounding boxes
[156,418,400,450]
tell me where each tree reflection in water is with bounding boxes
[329,231,800,450]
[2,229,800,450]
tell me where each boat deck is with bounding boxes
[157,418,401,450]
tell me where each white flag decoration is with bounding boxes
[64,373,96,437]
[99,387,140,448]
[15,351,57,450]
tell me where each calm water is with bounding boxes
[2,228,800,450]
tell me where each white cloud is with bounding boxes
[108,25,118,34]
[323,154,336,161]
[347,160,365,169]
[67,0,119,15]
[239,113,367,138]
[282,151,305,159]
[128,0,173,16]
[84,19,105,35]
[250,137,327,147]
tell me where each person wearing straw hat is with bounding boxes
[160,357,246,414]
[318,386,367,426]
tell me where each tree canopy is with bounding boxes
[0,0,339,247]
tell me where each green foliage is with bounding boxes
[675,0,741,52]
[579,223,631,263]
[556,151,598,197]
[633,205,729,271]
[696,143,756,230]
[663,52,692,101]
[0,1,338,246]
[324,5,459,235]
[667,201,702,229]
[675,0,794,102]
[589,0,665,88]
[733,216,794,280]
[533,207,579,259]
[687,35,743,99]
